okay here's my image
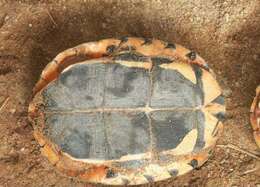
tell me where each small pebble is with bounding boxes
[253,54,260,61]
[10,108,16,114]
[223,88,232,97]
[239,154,245,160]
[4,15,9,21]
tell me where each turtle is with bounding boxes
[250,85,260,148]
[29,37,225,185]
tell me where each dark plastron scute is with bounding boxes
[47,63,106,110]
[103,112,150,159]
[44,112,103,159]
[150,111,195,151]
[150,66,204,108]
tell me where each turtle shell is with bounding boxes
[29,38,225,185]
[250,85,260,148]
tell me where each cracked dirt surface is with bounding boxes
[0,0,260,186]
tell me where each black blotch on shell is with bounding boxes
[119,45,136,52]
[168,169,179,176]
[141,38,153,45]
[189,159,199,169]
[214,112,225,122]
[151,57,173,65]
[106,45,117,54]
[113,52,149,62]
[143,174,154,182]
[202,63,210,71]
[106,169,117,178]
[192,65,204,105]
[120,36,128,43]
[212,95,225,105]
[165,43,176,49]
[186,51,197,61]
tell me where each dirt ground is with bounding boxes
[0,0,260,186]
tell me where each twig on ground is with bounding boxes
[46,9,57,27]
[0,97,9,112]
[217,144,260,161]
[242,167,259,175]
[0,13,7,29]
